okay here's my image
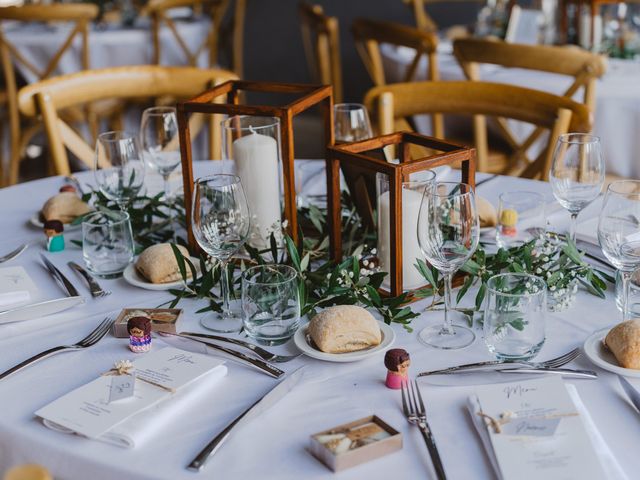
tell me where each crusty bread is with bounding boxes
[135,244,192,284]
[476,196,497,228]
[41,192,91,224]
[308,305,381,353]
[605,320,640,369]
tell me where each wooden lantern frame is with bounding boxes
[177,80,334,251]
[326,131,476,298]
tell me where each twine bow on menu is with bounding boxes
[102,360,175,393]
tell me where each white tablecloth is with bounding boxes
[0,163,637,479]
[4,18,211,84]
[381,43,640,179]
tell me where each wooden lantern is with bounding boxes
[177,80,334,251]
[326,131,476,298]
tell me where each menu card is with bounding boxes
[0,266,36,310]
[36,347,227,447]
[468,377,607,480]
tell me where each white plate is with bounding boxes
[122,259,201,291]
[583,327,640,378]
[29,213,81,231]
[293,321,395,363]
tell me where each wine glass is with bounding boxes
[417,182,480,349]
[333,103,373,143]
[140,106,181,201]
[598,180,640,321]
[192,174,250,332]
[549,133,605,241]
[94,131,145,211]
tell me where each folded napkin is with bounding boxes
[0,290,31,310]
[468,384,628,480]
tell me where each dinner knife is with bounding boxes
[0,296,85,325]
[497,367,598,379]
[40,254,80,297]
[618,375,640,412]
[187,367,305,471]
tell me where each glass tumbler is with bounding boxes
[241,264,300,345]
[484,273,547,361]
[82,211,134,278]
[496,191,546,248]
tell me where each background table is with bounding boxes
[381,43,640,179]
[0,163,637,479]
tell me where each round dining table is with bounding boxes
[0,162,636,479]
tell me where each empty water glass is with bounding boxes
[82,211,134,278]
[496,191,546,248]
[242,264,300,345]
[484,273,546,361]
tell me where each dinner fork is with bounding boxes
[417,347,581,377]
[401,380,447,480]
[0,243,28,264]
[0,316,114,380]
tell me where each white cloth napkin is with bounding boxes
[43,365,227,448]
[0,290,31,310]
[467,384,629,480]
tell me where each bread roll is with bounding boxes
[41,192,91,224]
[135,244,192,284]
[308,305,381,353]
[476,196,497,228]
[605,320,640,369]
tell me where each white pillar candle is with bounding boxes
[579,11,602,50]
[232,132,281,246]
[378,187,425,290]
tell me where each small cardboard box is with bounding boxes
[309,416,402,472]
[113,308,183,338]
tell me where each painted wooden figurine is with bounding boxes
[43,220,65,252]
[127,316,151,353]
[384,348,411,389]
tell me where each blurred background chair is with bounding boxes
[17,65,238,176]
[402,0,487,34]
[364,80,591,180]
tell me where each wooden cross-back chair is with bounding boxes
[452,37,607,172]
[364,81,592,180]
[0,3,99,185]
[351,18,442,138]
[298,2,342,103]
[17,66,238,176]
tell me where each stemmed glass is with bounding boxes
[549,133,605,241]
[598,180,640,321]
[333,103,372,143]
[192,174,250,333]
[417,182,480,349]
[94,131,145,211]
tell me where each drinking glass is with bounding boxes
[140,106,180,201]
[417,182,480,349]
[496,191,546,248]
[549,133,604,241]
[484,273,547,361]
[82,211,134,278]
[615,269,640,317]
[598,180,640,322]
[94,131,145,211]
[242,264,300,345]
[333,103,372,143]
[192,174,250,332]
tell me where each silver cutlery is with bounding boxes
[0,243,28,264]
[40,254,80,298]
[618,375,640,412]
[180,331,301,363]
[158,332,284,379]
[188,367,305,471]
[401,380,447,480]
[0,316,114,380]
[68,261,111,298]
[497,367,597,379]
[0,296,84,325]
[418,347,581,377]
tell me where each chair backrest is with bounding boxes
[18,65,238,176]
[363,81,591,180]
[298,2,342,103]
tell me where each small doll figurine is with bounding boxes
[127,316,151,353]
[43,220,65,252]
[500,209,518,237]
[384,348,411,389]
[59,185,77,194]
